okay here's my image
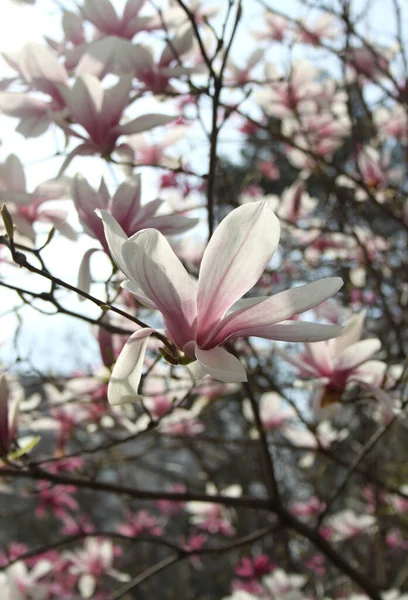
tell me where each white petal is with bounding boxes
[195,346,247,383]
[197,200,280,346]
[211,278,343,345]
[121,229,197,349]
[98,209,130,276]
[227,320,343,342]
[108,329,153,405]
[335,338,381,371]
[333,311,366,358]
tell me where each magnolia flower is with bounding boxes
[327,509,376,540]
[73,173,198,251]
[0,560,52,600]
[0,154,75,242]
[280,311,386,412]
[130,27,201,94]
[57,74,175,168]
[99,200,343,404]
[252,13,291,42]
[81,0,153,39]
[0,42,69,137]
[65,538,129,598]
[262,569,307,598]
[297,14,338,45]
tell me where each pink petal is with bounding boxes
[333,311,365,358]
[0,154,26,193]
[61,75,104,141]
[34,178,70,202]
[123,0,145,22]
[195,346,247,383]
[227,321,342,343]
[142,213,199,236]
[72,175,106,242]
[209,277,343,347]
[110,175,141,229]
[18,43,68,101]
[0,93,51,138]
[98,210,131,276]
[116,114,176,136]
[334,338,381,371]
[108,329,153,405]
[100,76,132,133]
[349,360,387,387]
[303,340,334,374]
[81,0,120,32]
[121,280,158,310]
[160,27,194,66]
[196,201,280,346]
[121,229,197,348]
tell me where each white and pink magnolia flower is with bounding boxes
[99,200,343,403]
[0,155,75,242]
[187,484,240,536]
[0,42,69,138]
[256,60,318,119]
[375,104,408,141]
[0,560,52,600]
[57,74,175,166]
[252,13,291,42]
[226,49,265,86]
[65,538,129,598]
[262,182,317,224]
[327,509,377,540]
[81,0,153,40]
[345,45,396,80]
[73,173,198,252]
[130,27,201,94]
[280,311,386,411]
[262,568,307,599]
[297,13,338,45]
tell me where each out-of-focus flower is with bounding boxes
[57,74,175,166]
[73,173,198,252]
[327,509,376,540]
[280,311,386,414]
[0,154,75,242]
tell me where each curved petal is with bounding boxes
[303,340,334,375]
[349,360,387,386]
[122,229,197,348]
[335,338,381,371]
[72,174,105,241]
[143,213,199,236]
[227,320,343,343]
[77,248,100,298]
[196,201,280,345]
[110,174,141,230]
[121,280,158,310]
[209,278,343,347]
[108,328,153,405]
[98,209,131,277]
[333,311,365,358]
[195,346,247,383]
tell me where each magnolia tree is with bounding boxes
[0,0,407,598]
